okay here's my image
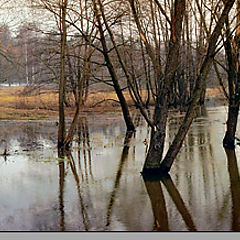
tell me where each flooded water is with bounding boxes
[0,106,239,231]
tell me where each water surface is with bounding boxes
[0,106,239,231]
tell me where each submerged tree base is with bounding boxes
[223,142,235,150]
[57,141,71,157]
[223,134,235,150]
[141,167,170,180]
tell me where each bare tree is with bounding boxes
[92,0,135,131]
[127,0,236,173]
[222,0,240,149]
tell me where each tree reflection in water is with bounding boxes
[57,112,198,231]
[76,117,93,183]
[105,130,134,228]
[105,113,142,228]
[58,159,65,231]
[225,149,240,231]
[143,177,169,231]
[5,108,237,230]
[143,173,196,231]
[55,117,93,231]
[67,151,90,231]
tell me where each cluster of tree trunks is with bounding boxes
[27,0,238,175]
[142,0,236,174]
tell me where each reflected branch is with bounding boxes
[105,131,134,228]
[67,152,90,231]
[77,121,84,182]
[84,119,93,179]
[58,158,65,231]
[143,172,196,231]
[143,176,169,231]
[79,117,93,182]
[82,123,89,183]
[161,174,196,231]
[225,149,240,231]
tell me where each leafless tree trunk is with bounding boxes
[143,0,186,170]
[58,0,68,150]
[223,0,240,149]
[92,0,135,131]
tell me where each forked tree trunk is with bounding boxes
[158,0,236,173]
[143,89,169,170]
[143,0,186,171]
[64,43,92,149]
[143,0,236,174]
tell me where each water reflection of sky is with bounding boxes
[0,107,239,231]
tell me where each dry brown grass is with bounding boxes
[15,92,58,111]
[0,86,58,120]
[0,86,224,120]
[86,89,155,108]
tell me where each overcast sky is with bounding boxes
[0,1,30,34]
[0,0,57,37]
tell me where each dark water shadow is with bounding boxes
[143,174,196,231]
[225,148,240,231]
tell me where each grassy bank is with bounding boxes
[0,86,57,120]
[0,86,226,120]
[0,86,136,120]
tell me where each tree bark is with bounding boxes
[58,0,68,149]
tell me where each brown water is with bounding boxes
[0,106,239,231]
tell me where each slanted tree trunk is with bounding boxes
[199,85,206,105]
[143,0,235,174]
[93,0,135,132]
[158,0,236,173]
